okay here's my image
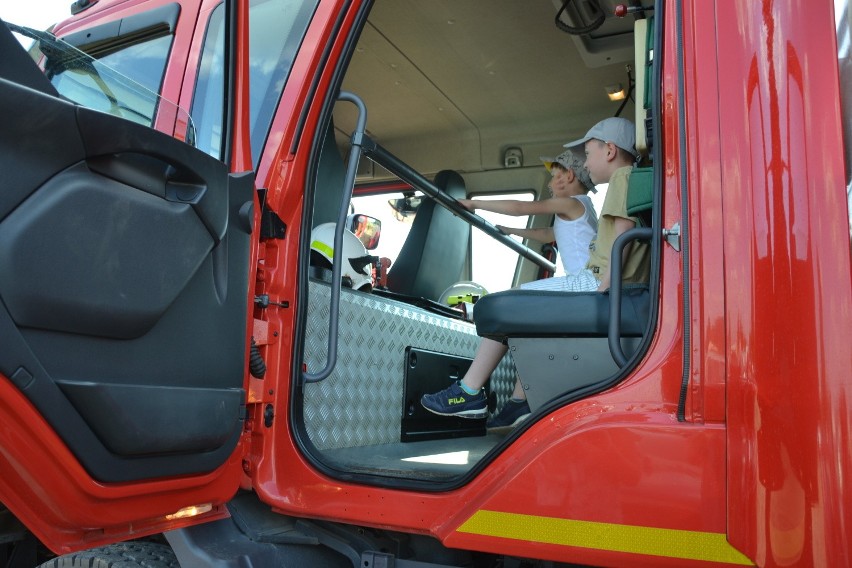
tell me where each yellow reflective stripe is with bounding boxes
[311,240,334,259]
[457,510,753,565]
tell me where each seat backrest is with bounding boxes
[630,16,655,228]
[626,166,653,228]
[312,122,347,227]
[634,16,654,161]
[386,170,469,300]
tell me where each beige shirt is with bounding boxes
[586,166,651,284]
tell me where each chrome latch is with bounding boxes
[662,222,681,251]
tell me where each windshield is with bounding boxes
[9,23,196,145]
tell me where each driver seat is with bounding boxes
[386,170,468,300]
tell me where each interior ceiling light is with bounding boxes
[605,83,626,101]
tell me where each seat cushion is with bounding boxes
[474,285,650,340]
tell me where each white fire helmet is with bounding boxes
[310,223,374,291]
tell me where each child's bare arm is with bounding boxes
[463,197,585,219]
[497,225,555,243]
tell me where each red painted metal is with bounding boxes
[713,1,852,566]
[0,378,239,554]
[229,0,253,174]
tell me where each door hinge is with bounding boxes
[663,222,681,251]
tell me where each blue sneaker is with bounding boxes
[421,381,487,419]
[487,398,531,429]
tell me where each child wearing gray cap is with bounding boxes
[563,116,651,291]
[456,148,598,287]
[422,117,650,428]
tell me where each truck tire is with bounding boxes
[38,541,179,568]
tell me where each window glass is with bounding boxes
[192,0,318,162]
[11,20,174,130]
[48,35,171,127]
[350,191,422,264]
[192,5,225,158]
[95,35,172,95]
[835,0,852,239]
[10,21,196,142]
[470,192,534,292]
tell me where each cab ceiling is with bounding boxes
[336,0,650,176]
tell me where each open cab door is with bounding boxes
[0,0,255,553]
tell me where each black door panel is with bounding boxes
[0,162,213,338]
[0,81,84,220]
[57,381,244,457]
[76,106,231,243]
[0,58,252,482]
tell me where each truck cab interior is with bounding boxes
[297,0,659,485]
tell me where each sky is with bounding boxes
[1,0,74,37]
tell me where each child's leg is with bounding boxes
[460,338,508,391]
[421,339,503,418]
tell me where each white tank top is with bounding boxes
[554,194,597,275]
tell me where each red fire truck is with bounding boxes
[0,0,850,566]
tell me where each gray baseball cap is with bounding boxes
[539,149,597,193]
[563,116,637,157]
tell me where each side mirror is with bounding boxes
[388,193,421,221]
[347,213,382,250]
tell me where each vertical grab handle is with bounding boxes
[303,91,367,383]
[608,227,654,366]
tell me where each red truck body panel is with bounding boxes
[713,1,852,564]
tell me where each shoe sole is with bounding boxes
[421,403,487,420]
[487,412,531,432]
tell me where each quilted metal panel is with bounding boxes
[304,280,516,450]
